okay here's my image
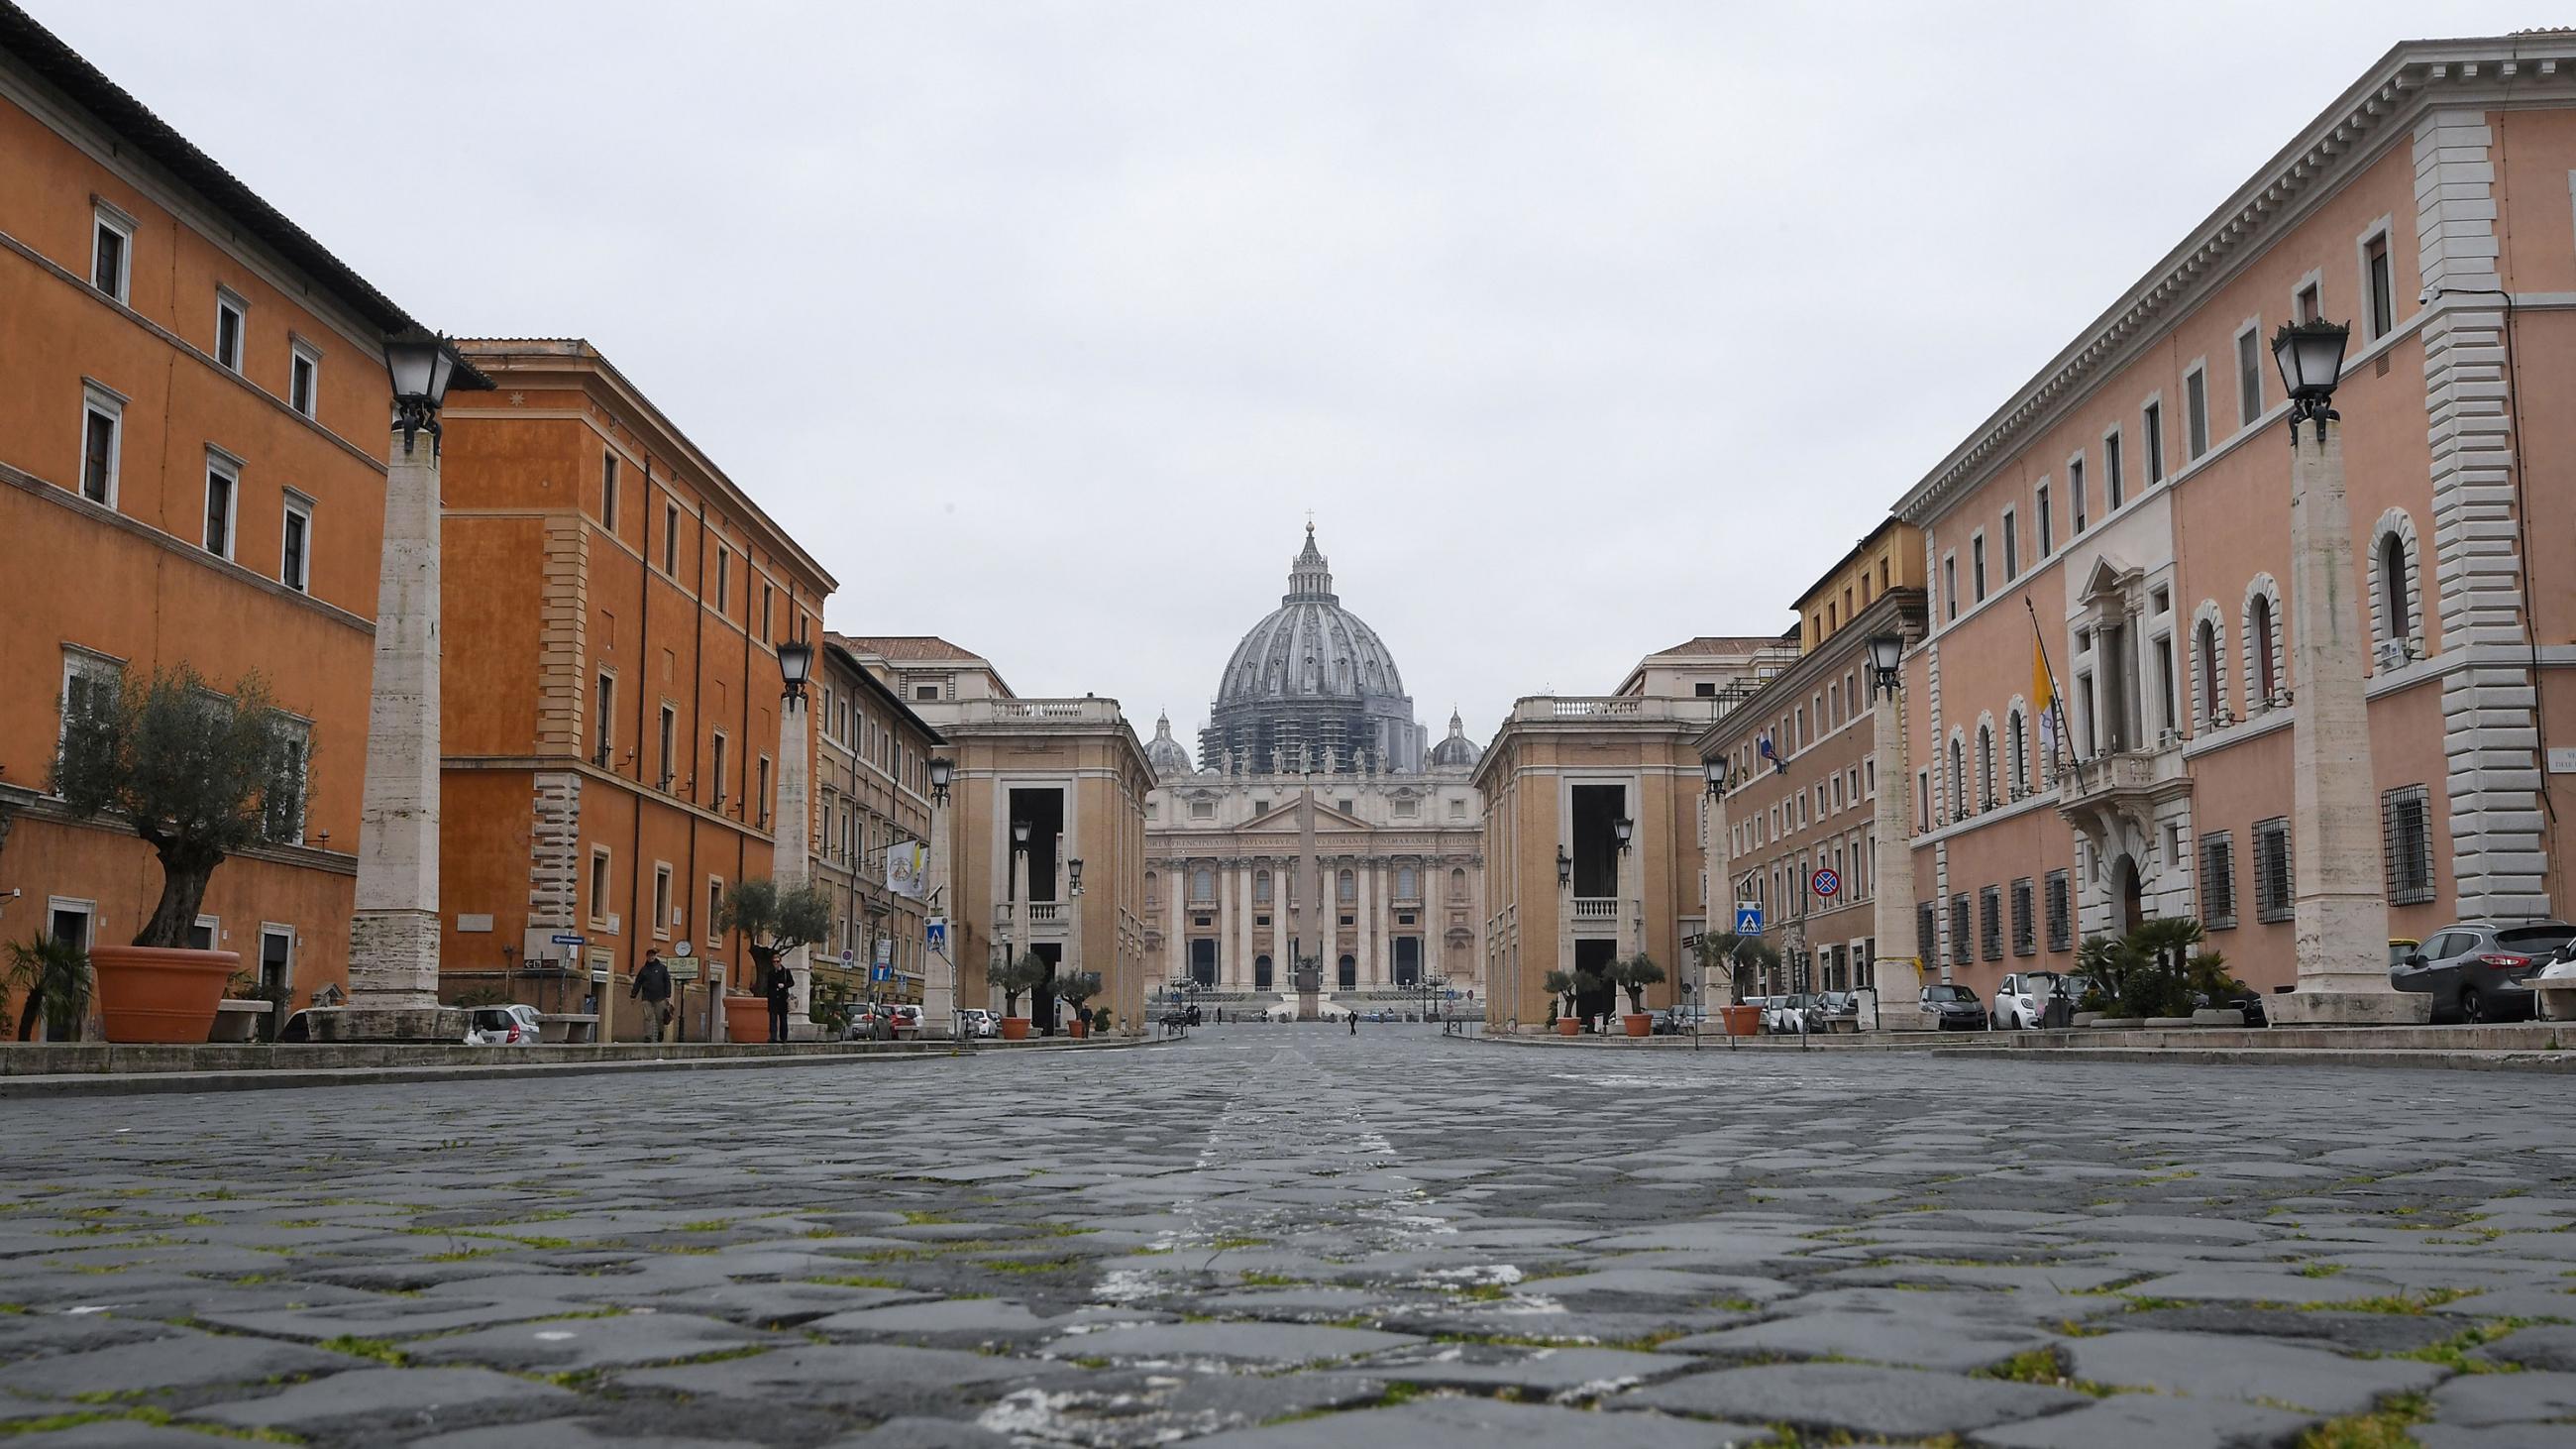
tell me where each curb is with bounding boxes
[1470,1033,2576,1072]
[0,1037,1162,1100]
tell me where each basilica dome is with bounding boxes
[1202,526,1425,775]
[1142,712,1195,780]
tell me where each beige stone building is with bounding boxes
[809,636,944,1012]
[1140,529,1484,1018]
[1476,638,1785,1030]
[1701,523,1927,1000]
[845,638,1153,1036]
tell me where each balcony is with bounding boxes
[1510,696,1723,724]
[1571,897,1618,922]
[2055,740,2191,858]
[925,697,1129,728]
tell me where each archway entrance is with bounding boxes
[1031,944,1062,1037]
[2112,854,2144,936]
[1253,954,1273,992]
[1574,938,1619,1027]
[1337,954,1356,991]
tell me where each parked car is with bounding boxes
[1992,971,2073,1030]
[1769,992,1821,1034]
[2390,921,2576,1022]
[1808,991,1860,1032]
[464,1004,542,1046]
[1648,1007,1692,1035]
[957,1008,997,1039]
[1921,983,1989,1031]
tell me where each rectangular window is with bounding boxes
[2143,401,2165,483]
[589,846,611,926]
[1942,554,1957,622]
[2253,816,2294,924]
[59,650,122,765]
[202,456,238,559]
[2296,281,2320,323]
[1971,534,1987,602]
[2200,831,2237,930]
[2035,484,2052,557]
[760,583,774,640]
[279,494,311,593]
[592,671,615,765]
[1980,884,2002,961]
[2045,868,2072,951]
[713,548,730,616]
[214,290,245,373]
[2365,234,2395,339]
[2001,509,2019,581]
[2069,455,2088,533]
[662,500,680,574]
[756,756,771,826]
[1949,894,1971,966]
[2010,878,2034,955]
[711,730,730,806]
[600,450,619,530]
[91,209,131,301]
[80,389,122,505]
[2104,429,2124,509]
[264,719,309,843]
[1916,901,1937,962]
[652,864,674,940]
[2382,784,2434,905]
[707,877,725,944]
[658,704,677,787]
[1917,769,1931,832]
[2236,325,2263,427]
[2186,367,2209,459]
[289,343,319,418]
[2155,635,2176,735]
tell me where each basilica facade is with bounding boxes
[1141,529,1485,1015]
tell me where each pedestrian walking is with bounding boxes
[1347,1010,1358,1035]
[632,948,675,1043]
[765,957,795,1043]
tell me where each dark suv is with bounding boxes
[1921,982,1989,1031]
[2391,922,2576,1023]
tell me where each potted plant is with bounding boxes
[6,934,91,1043]
[1611,951,1665,1037]
[51,665,305,1043]
[988,950,1048,1040]
[1543,969,1582,1035]
[715,877,832,1044]
[1055,968,1103,1039]
[1696,934,1779,1036]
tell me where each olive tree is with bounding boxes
[715,877,833,985]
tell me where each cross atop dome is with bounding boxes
[1285,521,1336,605]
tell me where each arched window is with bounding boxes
[1254,869,1271,904]
[1948,735,1966,820]
[2007,710,2027,794]
[1977,724,1995,809]
[1449,867,1467,899]
[2196,617,2221,724]
[1396,866,1417,898]
[2251,594,2279,702]
[2380,531,2412,644]
[1192,868,1214,902]
[1144,871,1158,907]
[1338,869,1355,902]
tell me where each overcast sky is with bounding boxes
[38,1,2542,755]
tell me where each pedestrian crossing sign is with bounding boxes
[1735,903,1764,937]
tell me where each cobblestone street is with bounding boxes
[2,1031,2573,1446]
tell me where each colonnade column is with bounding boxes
[1236,861,1256,990]
[1356,858,1375,989]
[1215,862,1233,990]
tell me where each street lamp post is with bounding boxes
[340,331,469,1042]
[770,632,816,1039]
[2267,319,2429,1025]
[1866,630,1925,1030]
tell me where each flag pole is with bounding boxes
[2025,599,2080,771]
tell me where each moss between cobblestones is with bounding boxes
[2295,1391,2431,1448]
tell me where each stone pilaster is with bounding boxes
[523,770,582,965]
[2272,416,2428,1025]
[2415,107,2550,922]
[1870,683,1924,1026]
[336,423,463,1042]
[534,516,589,755]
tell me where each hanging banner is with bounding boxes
[885,838,928,900]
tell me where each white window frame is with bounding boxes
[2140,393,2166,484]
[1970,530,1987,603]
[258,923,297,996]
[264,714,311,843]
[2357,218,2398,341]
[652,861,675,941]
[47,897,98,952]
[711,728,731,806]
[91,204,134,303]
[190,913,221,951]
[2067,450,2088,534]
[79,381,126,506]
[661,498,681,574]
[2291,269,2324,325]
[2184,360,2211,460]
[214,287,247,374]
[1999,506,2018,582]
[588,844,613,929]
[288,338,321,418]
[2101,425,2124,511]
[2034,478,2052,558]
[713,546,730,616]
[707,875,726,946]
[58,647,124,774]
[279,490,314,593]
[202,450,241,560]
[658,703,678,788]
[2234,318,2264,429]
[1941,551,1957,623]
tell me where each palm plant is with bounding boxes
[6,934,90,1042]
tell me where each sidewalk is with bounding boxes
[1477,1021,2576,1071]
[0,1035,1160,1099]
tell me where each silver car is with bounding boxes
[464,1004,542,1046]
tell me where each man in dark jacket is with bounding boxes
[633,949,675,1043]
[765,958,795,1043]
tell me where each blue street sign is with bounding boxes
[1734,903,1764,937]
[550,934,584,947]
[1811,867,1841,898]
[869,964,895,983]
[925,917,947,950]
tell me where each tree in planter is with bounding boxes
[716,877,833,1007]
[1543,969,1579,1025]
[1054,968,1103,1032]
[1572,963,1612,1027]
[1611,951,1666,1017]
[1696,933,1780,1001]
[52,664,309,948]
[6,935,90,1042]
[986,950,1049,1020]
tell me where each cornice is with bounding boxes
[1894,37,2576,526]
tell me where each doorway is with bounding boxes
[1188,939,1218,989]
[1392,936,1421,987]
[1030,943,1062,1035]
[1337,954,1356,991]
[1574,937,1618,1025]
[1253,954,1272,992]
[1007,787,1064,902]
[2112,854,2144,935]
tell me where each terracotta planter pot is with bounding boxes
[722,994,770,1044]
[89,946,238,1044]
[1556,1017,1581,1036]
[1720,1004,1763,1037]
[1622,1013,1653,1038]
[1000,1016,1031,1041]
[1068,1019,1089,1040]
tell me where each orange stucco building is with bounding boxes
[433,341,836,1040]
[0,9,465,1019]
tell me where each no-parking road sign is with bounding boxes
[1811,868,1841,898]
